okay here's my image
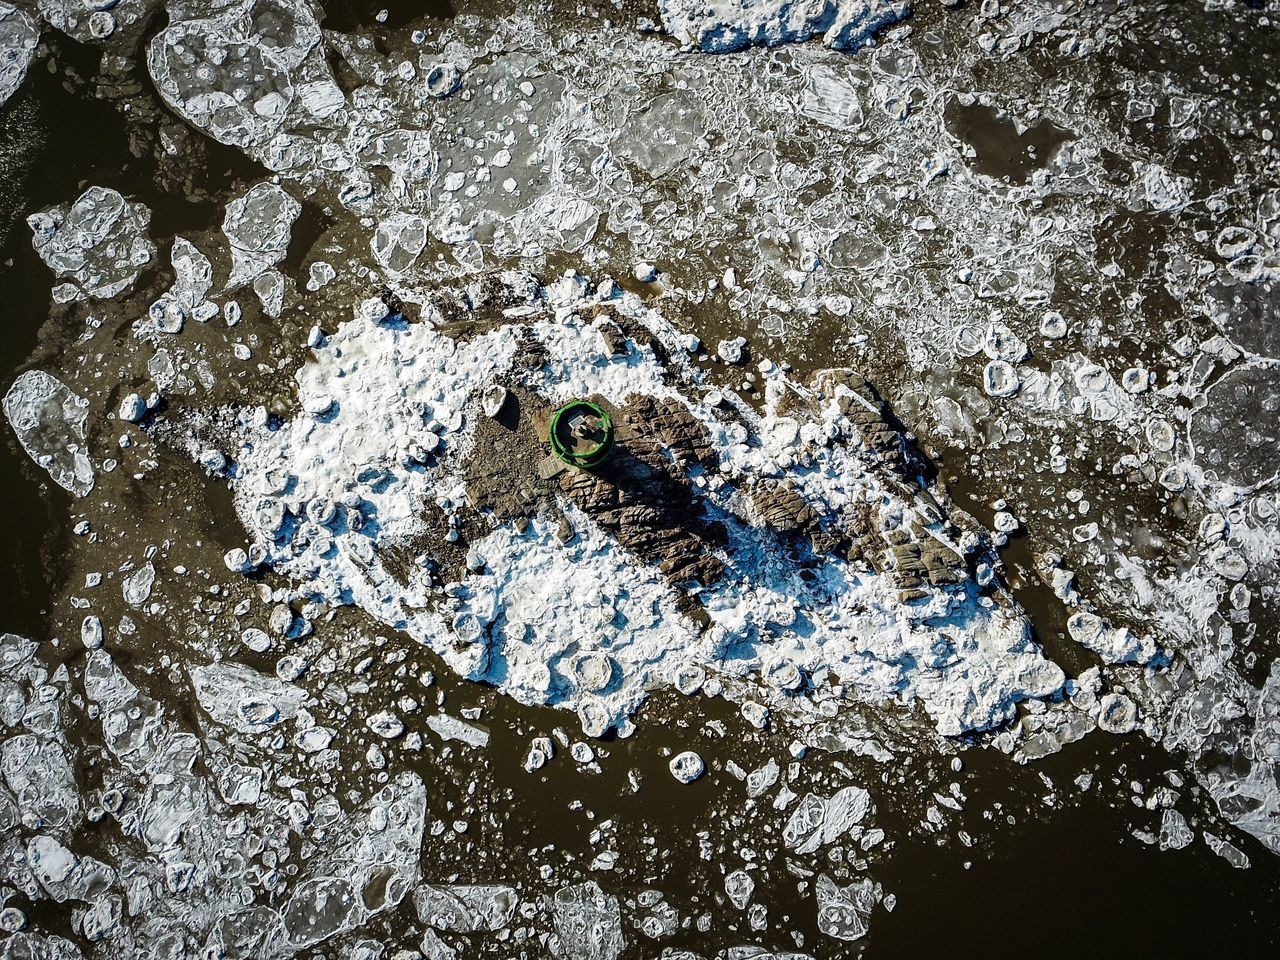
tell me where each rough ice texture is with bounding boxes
[0,2,38,106]
[27,187,154,300]
[3,371,94,497]
[219,275,1063,738]
[0,640,429,957]
[658,0,910,53]
[148,0,336,150]
[222,181,302,289]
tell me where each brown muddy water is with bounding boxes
[2,1,1280,958]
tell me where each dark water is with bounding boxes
[1,3,1278,957]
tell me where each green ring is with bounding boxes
[549,400,614,467]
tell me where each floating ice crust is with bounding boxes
[0,2,39,106]
[27,187,155,301]
[220,275,1063,738]
[0,638,430,956]
[223,181,302,290]
[3,371,94,497]
[658,0,910,53]
[148,0,331,150]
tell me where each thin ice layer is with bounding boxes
[0,2,38,106]
[3,371,94,498]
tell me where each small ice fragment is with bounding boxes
[1097,693,1139,735]
[669,750,705,783]
[426,713,489,748]
[118,393,146,423]
[223,182,301,289]
[424,63,461,98]
[717,337,747,364]
[367,710,405,739]
[724,869,754,909]
[80,615,103,650]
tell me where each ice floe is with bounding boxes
[27,187,154,300]
[3,371,94,497]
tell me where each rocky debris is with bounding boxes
[27,186,154,299]
[811,369,923,481]
[211,273,1065,740]
[3,371,94,497]
[658,0,909,53]
[0,2,38,107]
[559,398,727,591]
[223,182,302,289]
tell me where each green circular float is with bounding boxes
[549,400,614,468]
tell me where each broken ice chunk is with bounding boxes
[983,360,1020,398]
[3,370,94,497]
[658,0,909,53]
[551,881,625,960]
[815,873,881,942]
[413,884,518,933]
[367,710,405,739]
[121,563,156,606]
[724,870,755,909]
[148,1,323,148]
[118,393,147,423]
[1204,831,1250,869]
[1158,809,1193,851]
[669,750,705,783]
[425,713,489,748]
[371,213,429,275]
[254,270,287,317]
[784,786,871,854]
[279,772,426,947]
[1097,692,1139,735]
[424,62,461,98]
[0,2,39,107]
[28,186,154,299]
[1066,612,1161,666]
[223,182,302,289]
[2,734,80,828]
[188,661,307,734]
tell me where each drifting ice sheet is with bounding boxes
[3,370,94,497]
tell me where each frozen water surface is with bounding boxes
[2,0,1280,955]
